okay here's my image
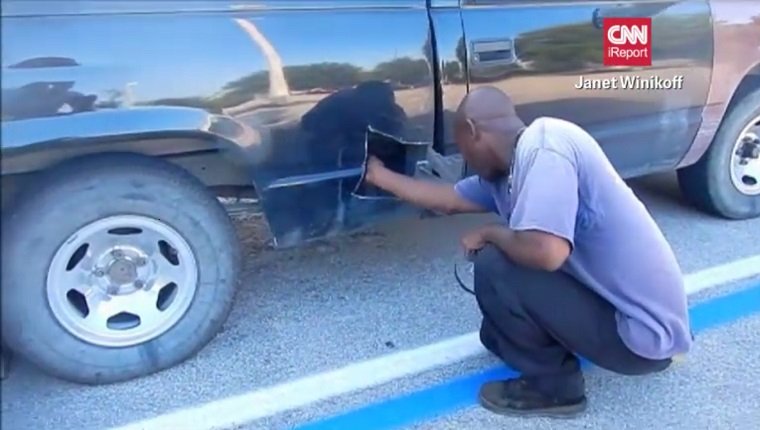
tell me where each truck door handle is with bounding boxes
[470,38,516,66]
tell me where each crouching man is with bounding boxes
[363,86,692,418]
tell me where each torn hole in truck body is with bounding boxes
[259,127,465,249]
[353,125,465,199]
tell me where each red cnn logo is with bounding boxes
[603,18,652,66]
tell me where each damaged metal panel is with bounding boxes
[236,4,438,248]
[352,126,430,199]
[260,125,434,249]
[352,125,467,200]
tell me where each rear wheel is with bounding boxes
[1,153,241,384]
[678,89,760,219]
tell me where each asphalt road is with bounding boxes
[253,294,760,430]
[408,314,760,430]
[2,172,760,430]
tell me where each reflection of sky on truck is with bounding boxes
[1,6,597,103]
[2,13,428,101]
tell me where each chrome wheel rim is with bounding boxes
[730,114,760,196]
[47,215,198,347]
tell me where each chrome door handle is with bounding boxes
[470,38,516,66]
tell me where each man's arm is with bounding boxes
[371,168,485,214]
[482,226,571,271]
[484,148,579,271]
[367,157,490,214]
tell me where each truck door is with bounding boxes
[459,0,712,177]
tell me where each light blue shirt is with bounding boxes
[455,117,692,360]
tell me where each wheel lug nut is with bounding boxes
[134,280,144,289]
[112,250,124,258]
[136,257,147,266]
[94,269,105,277]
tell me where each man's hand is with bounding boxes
[362,155,488,215]
[365,155,388,186]
[461,223,502,258]
[461,227,488,256]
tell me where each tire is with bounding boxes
[1,153,242,384]
[677,88,760,219]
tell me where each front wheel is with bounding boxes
[678,89,760,219]
[1,153,242,384]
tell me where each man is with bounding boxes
[364,86,692,418]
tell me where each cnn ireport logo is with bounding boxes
[603,18,652,66]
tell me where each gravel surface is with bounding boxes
[1,172,759,430]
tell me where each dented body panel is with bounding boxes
[2,0,759,247]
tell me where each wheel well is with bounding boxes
[725,64,760,114]
[1,138,258,211]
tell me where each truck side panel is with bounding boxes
[458,0,713,178]
[679,0,760,167]
[1,1,437,247]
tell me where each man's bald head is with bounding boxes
[456,86,518,124]
[453,86,525,181]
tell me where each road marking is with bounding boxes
[296,282,760,430]
[683,254,760,295]
[110,255,760,430]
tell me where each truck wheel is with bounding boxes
[1,153,241,384]
[678,88,760,219]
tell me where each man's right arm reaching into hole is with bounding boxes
[365,155,495,215]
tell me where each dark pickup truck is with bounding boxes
[2,1,759,384]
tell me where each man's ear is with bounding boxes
[466,118,479,141]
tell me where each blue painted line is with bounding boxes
[294,282,760,430]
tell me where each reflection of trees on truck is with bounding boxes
[3,57,98,120]
[146,58,430,114]
[494,15,712,79]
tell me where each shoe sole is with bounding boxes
[478,395,588,419]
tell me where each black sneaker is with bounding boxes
[478,377,587,418]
